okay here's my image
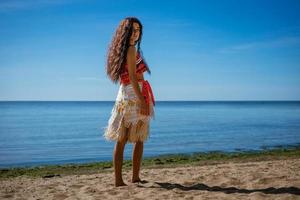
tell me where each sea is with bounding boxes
[0,101,299,169]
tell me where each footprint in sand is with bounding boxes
[53,193,69,200]
[83,186,97,193]
[257,177,278,184]
[70,184,85,189]
[106,189,118,195]
[2,194,14,199]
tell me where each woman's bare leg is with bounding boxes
[132,140,144,182]
[113,129,128,187]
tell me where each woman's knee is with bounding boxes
[117,137,127,147]
[117,130,129,145]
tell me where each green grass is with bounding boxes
[1,147,299,179]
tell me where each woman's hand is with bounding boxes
[138,98,150,116]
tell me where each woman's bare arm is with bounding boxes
[126,46,144,103]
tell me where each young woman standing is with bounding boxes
[104,17,155,187]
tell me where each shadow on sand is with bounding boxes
[137,182,300,195]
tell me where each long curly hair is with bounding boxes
[105,17,151,84]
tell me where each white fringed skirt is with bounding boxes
[103,81,155,143]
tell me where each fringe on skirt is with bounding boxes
[103,81,155,143]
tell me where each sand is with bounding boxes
[1,158,300,200]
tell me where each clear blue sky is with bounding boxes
[1,0,299,101]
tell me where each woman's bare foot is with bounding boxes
[115,181,127,187]
[131,177,148,183]
[131,177,141,183]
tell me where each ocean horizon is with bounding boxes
[0,100,299,169]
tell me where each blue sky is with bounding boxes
[0,0,299,101]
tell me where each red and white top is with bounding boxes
[119,52,148,85]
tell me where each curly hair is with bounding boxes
[105,17,151,84]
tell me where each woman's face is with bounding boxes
[130,22,140,45]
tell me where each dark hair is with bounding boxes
[105,16,151,84]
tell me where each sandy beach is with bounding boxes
[1,157,300,200]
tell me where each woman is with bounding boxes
[103,17,155,187]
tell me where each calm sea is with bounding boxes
[0,101,299,168]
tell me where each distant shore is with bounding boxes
[1,147,299,179]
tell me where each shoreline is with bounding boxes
[1,147,299,179]
[1,148,300,199]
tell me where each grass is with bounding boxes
[0,147,299,179]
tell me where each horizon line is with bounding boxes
[0,100,299,102]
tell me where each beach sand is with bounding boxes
[1,158,300,200]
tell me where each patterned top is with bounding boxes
[120,52,148,85]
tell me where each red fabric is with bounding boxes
[119,52,155,107]
[141,80,155,106]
